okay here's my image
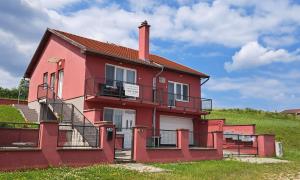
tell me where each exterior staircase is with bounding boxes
[37,84,99,148]
[13,104,38,122]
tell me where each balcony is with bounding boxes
[156,91,212,114]
[85,78,157,107]
[85,78,212,113]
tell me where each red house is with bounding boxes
[24,21,213,153]
[0,21,277,170]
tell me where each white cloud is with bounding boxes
[207,76,300,102]
[0,68,20,88]
[263,35,296,48]
[224,41,300,71]
[1,0,300,89]
[24,0,83,10]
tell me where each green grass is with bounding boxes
[0,105,25,123]
[0,109,300,179]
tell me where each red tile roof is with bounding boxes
[53,29,209,78]
[24,28,209,78]
[281,109,300,114]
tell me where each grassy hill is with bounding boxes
[0,109,299,179]
[0,105,25,123]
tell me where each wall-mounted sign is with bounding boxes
[124,83,139,97]
[159,76,166,83]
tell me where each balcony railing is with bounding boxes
[157,91,212,111]
[85,78,155,103]
[85,78,212,111]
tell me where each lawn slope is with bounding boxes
[0,105,25,123]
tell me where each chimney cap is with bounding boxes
[139,20,150,28]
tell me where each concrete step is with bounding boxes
[13,104,38,122]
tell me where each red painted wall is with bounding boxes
[0,99,27,105]
[223,124,256,135]
[28,34,86,102]
[133,127,223,163]
[258,134,275,157]
[0,121,115,171]
[0,128,39,147]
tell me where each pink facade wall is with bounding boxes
[28,34,86,102]
[133,127,223,163]
[0,121,115,171]
[223,124,256,135]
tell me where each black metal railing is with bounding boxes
[223,133,258,156]
[157,91,212,112]
[57,124,99,148]
[189,131,215,148]
[146,129,178,148]
[85,78,212,112]
[37,83,99,148]
[85,78,155,102]
[0,122,40,148]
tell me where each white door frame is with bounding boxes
[57,70,64,98]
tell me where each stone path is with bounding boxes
[227,157,289,164]
[111,163,169,173]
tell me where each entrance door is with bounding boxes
[122,110,135,149]
[104,108,135,150]
[57,70,64,98]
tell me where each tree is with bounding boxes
[0,78,29,100]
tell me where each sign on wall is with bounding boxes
[124,83,139,97]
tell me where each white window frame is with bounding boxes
[105,63,137,88]
[168,81,189,102]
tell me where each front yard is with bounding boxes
[0,109,299,179]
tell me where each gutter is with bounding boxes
[152,63,164,133]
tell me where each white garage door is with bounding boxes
[160,115,194,145]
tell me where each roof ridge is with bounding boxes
[43,29,209,78]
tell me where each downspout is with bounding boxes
[152,63,164,133]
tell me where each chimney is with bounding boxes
[138,20,150,61]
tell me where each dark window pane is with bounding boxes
[116,68,124,82]
[176,84,182,100]
[168,82,175,106]
[126,70,135,84]
[105,65,115,86]
[104,108,113,122]
[114,110,122,131]
[183,84,188,101]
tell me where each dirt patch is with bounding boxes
[111,163,169,173]
[227,157,289,164]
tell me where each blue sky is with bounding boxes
[0,0,300,111]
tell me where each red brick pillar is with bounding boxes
[213,131,223,159]
[133,126,147,162]
[39,120,60,166]
[97,122,115,163]
[177,129,189,150]
[257,134,275,157]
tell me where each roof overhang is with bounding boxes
[24,28,209,79]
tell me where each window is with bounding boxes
[168,81,189,102]
[103,108,136,132]
[43,72,48,85]
[105,64,136,86]
[50,73,55,90]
